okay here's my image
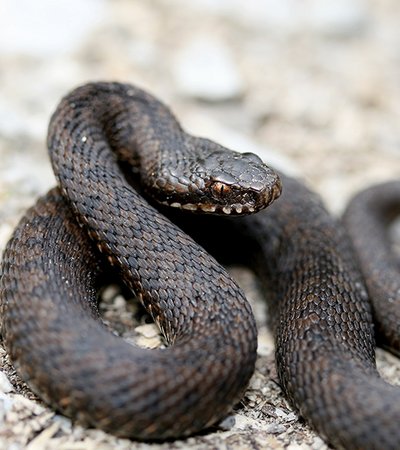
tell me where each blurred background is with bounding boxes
[0,0,400,449]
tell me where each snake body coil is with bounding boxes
[1,82,400,448]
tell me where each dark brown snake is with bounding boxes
[0,82,399,449]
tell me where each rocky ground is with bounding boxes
[1,0,400,449]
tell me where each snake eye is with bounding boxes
[211,182,230,198]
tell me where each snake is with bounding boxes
[0,82,399,449]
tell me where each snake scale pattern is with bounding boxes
[1,82,399,449]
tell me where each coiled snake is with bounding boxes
[0,82,399,449]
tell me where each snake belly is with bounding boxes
[1,82,400,449]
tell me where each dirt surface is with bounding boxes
[1,1,400,449]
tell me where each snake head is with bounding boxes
[199,149,282,215]
[148,138,282,216]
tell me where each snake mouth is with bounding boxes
[162,198,271,216]
[161,200,250,214]
[161,179,282,216]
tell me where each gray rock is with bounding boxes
[0,0,106,56]
[173,37,244,101]
[308,0,368,37]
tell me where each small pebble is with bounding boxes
[218,415,236,430]
[0,371,14,393]
[265,423,287,434]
